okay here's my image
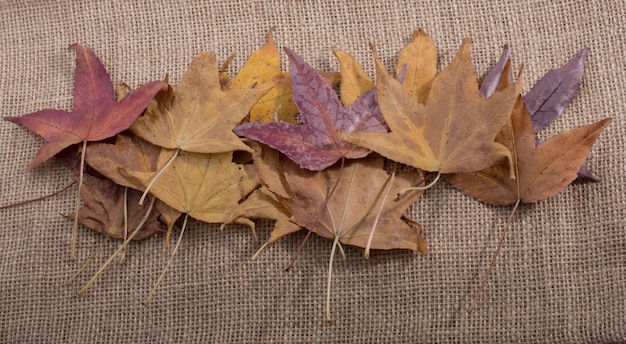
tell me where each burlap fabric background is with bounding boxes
[1,1,624,342]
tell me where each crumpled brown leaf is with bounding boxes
[67,172,163,240]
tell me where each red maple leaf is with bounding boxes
[5,44,164,172]
[5,43,164,260]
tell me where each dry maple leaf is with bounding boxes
[334,29,436,107]
[340,39,522,179]
[220,28,295,123]
[130,51,269,154]
[4,44,165,172]
[282,156,426,322]
[234,48,387,171]
[227,141,427,321]
[394,29,437,104]
[444,94,610,312]
[85,133,183,238]
[67,172,163,241]
[121,150,257,225]
[445,96,611,205]
[481,46,598,181]
[116,146,258,303]
[4,44,165,260]
[282,156,426,252]
[221,141,302,251]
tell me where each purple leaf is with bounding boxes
[523,48,588,133]
[481,46,597,181]
[480,44,511,98]
[234,48,387,171]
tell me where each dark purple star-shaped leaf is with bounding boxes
[234,47,387,171]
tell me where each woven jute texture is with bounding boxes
[1,1,624,342]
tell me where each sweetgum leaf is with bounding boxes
[67,172,163,240]
[282,156,426,252]
[479,44,511,98]
[394,29,437,105]
[221,28,293,123]
[341,39,521,175]
[130,51,269,154]
[481,46,597,180]
[333,29,436,106]
[122,150,258,224]
[4,44,164,172]
[234,48,387,171]
[333,48,375,107]
[524,48,588,132]
[445,97,611,205]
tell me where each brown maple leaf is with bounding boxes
[67,172,163,241]
[283,156,426,322]
[341,38,522,178]
[445,97,611,205]
[281,157,425,252]
[443,94,610,312]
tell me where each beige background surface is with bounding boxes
[1,1,624,342]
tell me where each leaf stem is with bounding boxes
[77,197,156,296]
[67,239,106,285]
[467,197,520,314]
[71,140,88,261]
[467,117,522,314]
[119,186,129,263]
[326,236,341,323]
[0,181,75,210]
[364,162,397,259]
[250,241,269,261]
[397,171,440,198]
[285,158,345,271]
[139,148,180,205]
[145,212,189,305]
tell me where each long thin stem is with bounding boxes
[397,171,440,198]
[467,119,522,314]
[285,158,345,271]
[77,197,156,296]
[326,236,341,323]
[71,140,88,261]
[466,198,520,313]
[0,181,75,210]
[364,162,397,259]
[119,186,129,263]
[67,239,106,285]
[144,212,189,305]
[139,148,180,205]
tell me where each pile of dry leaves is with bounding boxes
[4,29,610,321]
